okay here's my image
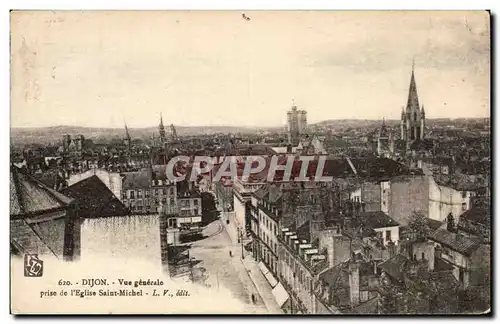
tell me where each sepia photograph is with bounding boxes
[9,10,491,315]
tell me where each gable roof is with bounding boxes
[10,165,72,217]
[378,254,409,281]
[360,211,399,229]
[429,228,482,257]
[61,175,129,218]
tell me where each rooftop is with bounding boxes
[360,211,399,229]
[429,228,482,257]
[10,165,73,217]
[61,175,129,219]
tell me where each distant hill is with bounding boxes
[10,118,490,146]
[10,125,262,146]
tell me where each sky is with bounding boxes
[10,11,490,128]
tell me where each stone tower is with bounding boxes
[400,62,426,150]
[159,113,166,144]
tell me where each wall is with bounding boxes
[428,178,466,222]
[374,226,399,246]
[81,215,161,265]
[389,176,428,226]
[233,191,247,232]
[258,208,279,273]
[380,181,390,213]
[318,229,351,268]
[362,182,381,212]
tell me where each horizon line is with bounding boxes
[10,116,491,130]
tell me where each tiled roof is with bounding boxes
[427,218,443,231]
[360,211,399,229]
[122,170,150,189]
[433,174,484,192]
[10,219,56,257]
[10,165,72,217]
[215,144,277,156]
[253,184,270,200]
[318,261,363,309]
[61,175,129,218]
[429,228,481,256]
[459,207,490,225]
[378,254,409,281]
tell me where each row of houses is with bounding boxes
[212,155,490,314]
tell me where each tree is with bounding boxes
[408,211,431,242]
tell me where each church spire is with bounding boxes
[406,60,420,113]
[159,113,166,143]
[124,122,131,140]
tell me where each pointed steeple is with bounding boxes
[159,113,166,142]
[421,104,425,115]
[379,117,389,138]
[406,60,420,113]
[124,122,131,140]
[401,106,405,119]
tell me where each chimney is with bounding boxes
[349,261,360,306]
[435,244,442,259]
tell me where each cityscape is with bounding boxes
[10,11,490,315]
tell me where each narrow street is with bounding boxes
[188,220,270,314]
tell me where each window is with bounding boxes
[459,268,465,284]
[170,188,174,195]
[154,189,159,196]
[461,191,467,198]
[194,208,199,215]
[462,202,467,211]
[169,198,175,206]
[137,190,142,198]
[130,191,135,199]
[385,230,391,242]
[194,199,199,206]
[162,189,167,195]
[421,252,425,260]
[145,190,150,198]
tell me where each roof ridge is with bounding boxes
[21,167,71,207]
[27,220,60,259]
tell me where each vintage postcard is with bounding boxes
[10,10,491,315]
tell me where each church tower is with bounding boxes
[159,113,166,144]
[400,62,425,150]
[123,122,131,153]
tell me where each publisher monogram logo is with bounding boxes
[24,254,43,277]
